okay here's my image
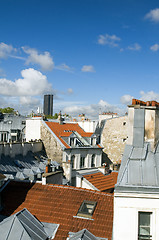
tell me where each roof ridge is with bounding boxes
[46,183,114,197]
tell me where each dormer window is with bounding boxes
[77,200,97,219]
[70,138,74,147]
[91,137,96,146]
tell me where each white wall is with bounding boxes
[77,121,98,132]
[76,175,97,190]
[113,192,159,240]
[26,118,42,141]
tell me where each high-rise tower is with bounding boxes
[43,94,53,116]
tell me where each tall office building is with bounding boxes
[43,94,53,116]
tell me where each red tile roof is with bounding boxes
[45,122,94,148]
[1,181,113,240]
[83,171,118,192]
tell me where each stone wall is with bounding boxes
[101,116,128,164]
[40,122,63,164]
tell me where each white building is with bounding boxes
[113,99,159,240]
[25,115,103,185]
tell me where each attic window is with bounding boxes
[77,200,97,219]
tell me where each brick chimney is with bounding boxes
[127,99,159,150]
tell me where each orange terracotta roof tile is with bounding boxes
[83,171,118,192]
[1,181,113,240]
[45,122,94,148]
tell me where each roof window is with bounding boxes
[77,200,97,219]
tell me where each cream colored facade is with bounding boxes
[101,115,128,164]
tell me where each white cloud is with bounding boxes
[19,96,40,105]
[98,34,121,47]
[63,100,125,119]
[145,8,159,22]
[22,47,54,71]
[67,88,73,95]
[81,65,95,72]
[150,44,159,51]
[0,68,53,96]
[0,42,15,58]
[140,90,159,102]
[120,95,134,105]
[127,43,141,51]
[55,63,74,72]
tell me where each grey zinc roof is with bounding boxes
[0,208,59,240]
[69,229,108,240]
[116,142,159,192]
[0,152,49,181]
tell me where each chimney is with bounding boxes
[58,111,64,125]
[127,99,159,150]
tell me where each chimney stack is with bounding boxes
[127,99,159,150]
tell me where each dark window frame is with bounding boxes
[77,200,97,219]
[138,211,152,240]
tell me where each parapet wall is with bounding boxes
[0,141,43,159]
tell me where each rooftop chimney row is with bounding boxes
[132,99,159,107]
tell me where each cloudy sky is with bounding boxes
[1,0,159,118]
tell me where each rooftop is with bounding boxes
[83,171,118,192]
[0,208,59,240]
[1,181,113,240]
[45,121,102,149]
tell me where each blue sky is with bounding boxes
[1,0,159,118]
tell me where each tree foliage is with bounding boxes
[0,107,15,114]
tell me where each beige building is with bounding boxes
[100,113,128,167]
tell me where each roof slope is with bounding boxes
[0,208,58,240]
[45,122,93,148]
[83,172,118,192]
[1,181,113,240]
[69,228,106,240]
[116,142,159,193]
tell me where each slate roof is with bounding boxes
[1,181,114,240]
[45,122,102,149]
[69,228,108,240]
[0,151,48,181]
[0,208,59,240]
[83,171,118,192]
[116,142,159,193]
[116,103,159,193]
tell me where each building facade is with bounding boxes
[0,113,26,143]
[113,99,159,240]
[43,94,53,116]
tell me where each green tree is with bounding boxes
[0,107,15,114]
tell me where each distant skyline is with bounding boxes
[1,0,159,118]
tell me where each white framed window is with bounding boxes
[80,156,85,168]
[71,155,75,169]
[138,212,152,240]
[91,154,96,167]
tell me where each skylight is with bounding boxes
[77,200,97,219]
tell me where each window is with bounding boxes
[77,200,97,219]
[91,154,96,167]
[1,132,7,142]
[71,155,75,169]
[70,138,74,147]
[80,157,85,168]
[138,212,152,240]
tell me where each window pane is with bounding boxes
[138,212,152,240]
[139,212,150,226]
